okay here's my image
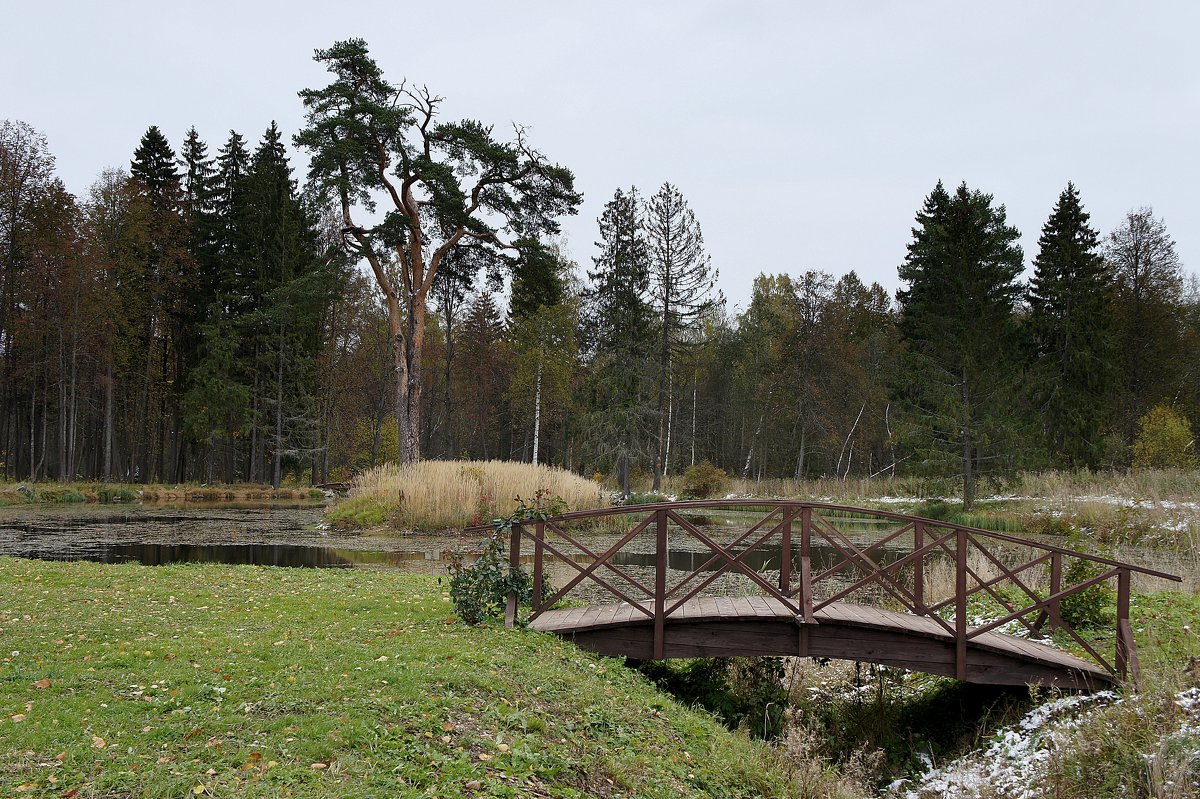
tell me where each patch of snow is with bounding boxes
[888,688,1200,799]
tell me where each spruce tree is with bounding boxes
[897,181,1024,509]
[213,131,252,312]
[584,187,655,496]
[129,126,191,481]
[1027,183,1115,468]
[247,122,328,486]
[130,126,180,203]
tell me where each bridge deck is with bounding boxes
[530,597,1110,688]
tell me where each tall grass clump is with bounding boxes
[1006,468,1200,503]
[327,459,608,532]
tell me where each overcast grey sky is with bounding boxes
[5,1,1197,310]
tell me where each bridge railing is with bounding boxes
[485,500,1179,681]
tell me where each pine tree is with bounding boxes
[296,38,580,464]
[645,182,716,489]
[1027,183,1116,468]
[897,182,1024,509]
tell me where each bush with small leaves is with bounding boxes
[1133,405,1198,469]
[679,461,730,499]
[448,491,560,625]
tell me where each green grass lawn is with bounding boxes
[0,559,796,799]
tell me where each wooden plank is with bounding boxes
[748,595,773,618]
[532,594,1110,686]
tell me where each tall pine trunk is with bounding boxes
[103,364,114,480]
[273,328,284,489]
[399,298,425,464]
[961,368,975,511]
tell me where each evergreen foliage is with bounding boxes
[295,38,580,464]
[130,126,180,201]
[3,109,1200,496]
[1027,183,1116,468]
[897,181,1025,509]
[583,187,655,496]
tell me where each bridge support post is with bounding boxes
[780,508,793,596]
[654,509,668,659]
[955,527,968,680]
[1048,552,1063,631]
[1116,568,1139,682]
[799,506,814,622]
[532,521,545,615]
[913,522,924,612]
[505,522,523,628]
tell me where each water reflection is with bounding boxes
[15,541,358,568]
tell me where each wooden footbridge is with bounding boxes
[479,500,1179,688]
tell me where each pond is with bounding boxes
[0,504,906,563]
[0,503,483,575]
[0,503,921,607]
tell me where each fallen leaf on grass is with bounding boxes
[11,714,26,722]
[310,762,327,770]
[192,785,205,795]
[32,678,51,689]
[90,736,105,749]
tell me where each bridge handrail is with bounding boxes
[469,498,1181,681]
[468,499,1179,580]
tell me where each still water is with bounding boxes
[1,504,933,610]
[0,503,486,574]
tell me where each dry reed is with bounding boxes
[345,459,608,532]
[663,469,1200,504]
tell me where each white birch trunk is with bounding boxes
[531,358,543,467]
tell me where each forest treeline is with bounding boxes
[2,110,1198,501]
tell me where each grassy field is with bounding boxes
[0,482,326,507]
[0,559,824,799]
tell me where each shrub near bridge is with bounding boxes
[678,461,730,499]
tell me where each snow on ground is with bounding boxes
[884,689,1200,799]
